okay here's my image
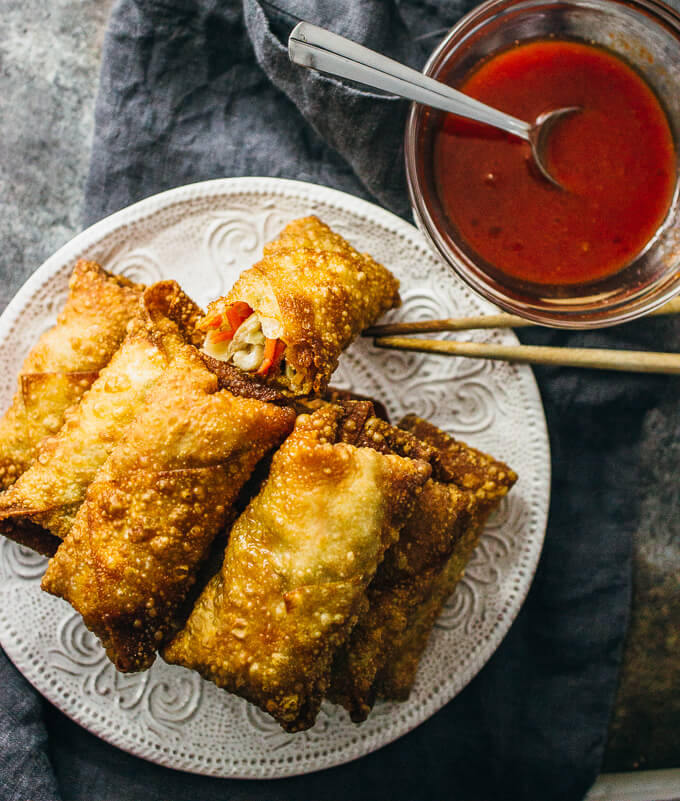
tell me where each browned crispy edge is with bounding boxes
[199,353,290,405]
[1,516,60,557]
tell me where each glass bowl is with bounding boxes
[405,0,680,328]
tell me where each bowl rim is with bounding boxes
[404,0,680,329]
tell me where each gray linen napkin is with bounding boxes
[2,1,677,800]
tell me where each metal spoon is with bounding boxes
[288,22,579,189]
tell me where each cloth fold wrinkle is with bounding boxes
[0,651,61,801]
[243,0,415,216]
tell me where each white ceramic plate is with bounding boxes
[0,178,550,778]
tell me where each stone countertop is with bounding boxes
[0,0,111,310]
[1,0,678,776]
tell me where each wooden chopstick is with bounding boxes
[363,296,680,337]
[372,336,680,374]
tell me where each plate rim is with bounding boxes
[0,176,551,779]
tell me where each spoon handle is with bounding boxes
[288,21,531,141]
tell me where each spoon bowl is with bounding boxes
[529,106,581,188]
[288,21,578,189]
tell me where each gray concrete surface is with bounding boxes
[0,0,677,774]
[0,0,112,309]
[605,385,680,770]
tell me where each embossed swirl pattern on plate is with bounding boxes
[0,178,550,779]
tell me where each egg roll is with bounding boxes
[0,260,143,491]
[41,339,295,672]
[376,534,481,702]
[375,415,518,701]
[199,216,400,397]
[328,417,468,719]
[262,215,381,264]
[162,403,431,732]
[0,282,202,554]
[294,390,390,427]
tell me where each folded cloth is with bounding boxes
[3,1,677,800]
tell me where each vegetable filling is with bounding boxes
[200,303,286,377]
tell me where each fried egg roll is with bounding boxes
[41,343,295,672]
[329,414,517,719]
[162,403,430,732]
[376,535,480,702]
[199,217,400,397]
[0,282,202,554]
[262,215,382,266]
[375,415,517,701]
[0,260,143,491]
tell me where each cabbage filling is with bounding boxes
[202,308,289,380]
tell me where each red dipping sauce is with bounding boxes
[434,40,676,286]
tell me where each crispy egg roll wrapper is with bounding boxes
[0,260,143,491]
[41,344,295,672]
[295,390,389,423]
[263,215,384,270]
[0,282,202,552]
[397,415,517,495]
[0,517,60,558]
[330,480,480,720]
[329,415,517,719]
[203,216,400,397]
[208,397,388,527]
[376,518,487,702]
[375,415,517,701]
[162,404,430,732]
[198,353,290,405]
